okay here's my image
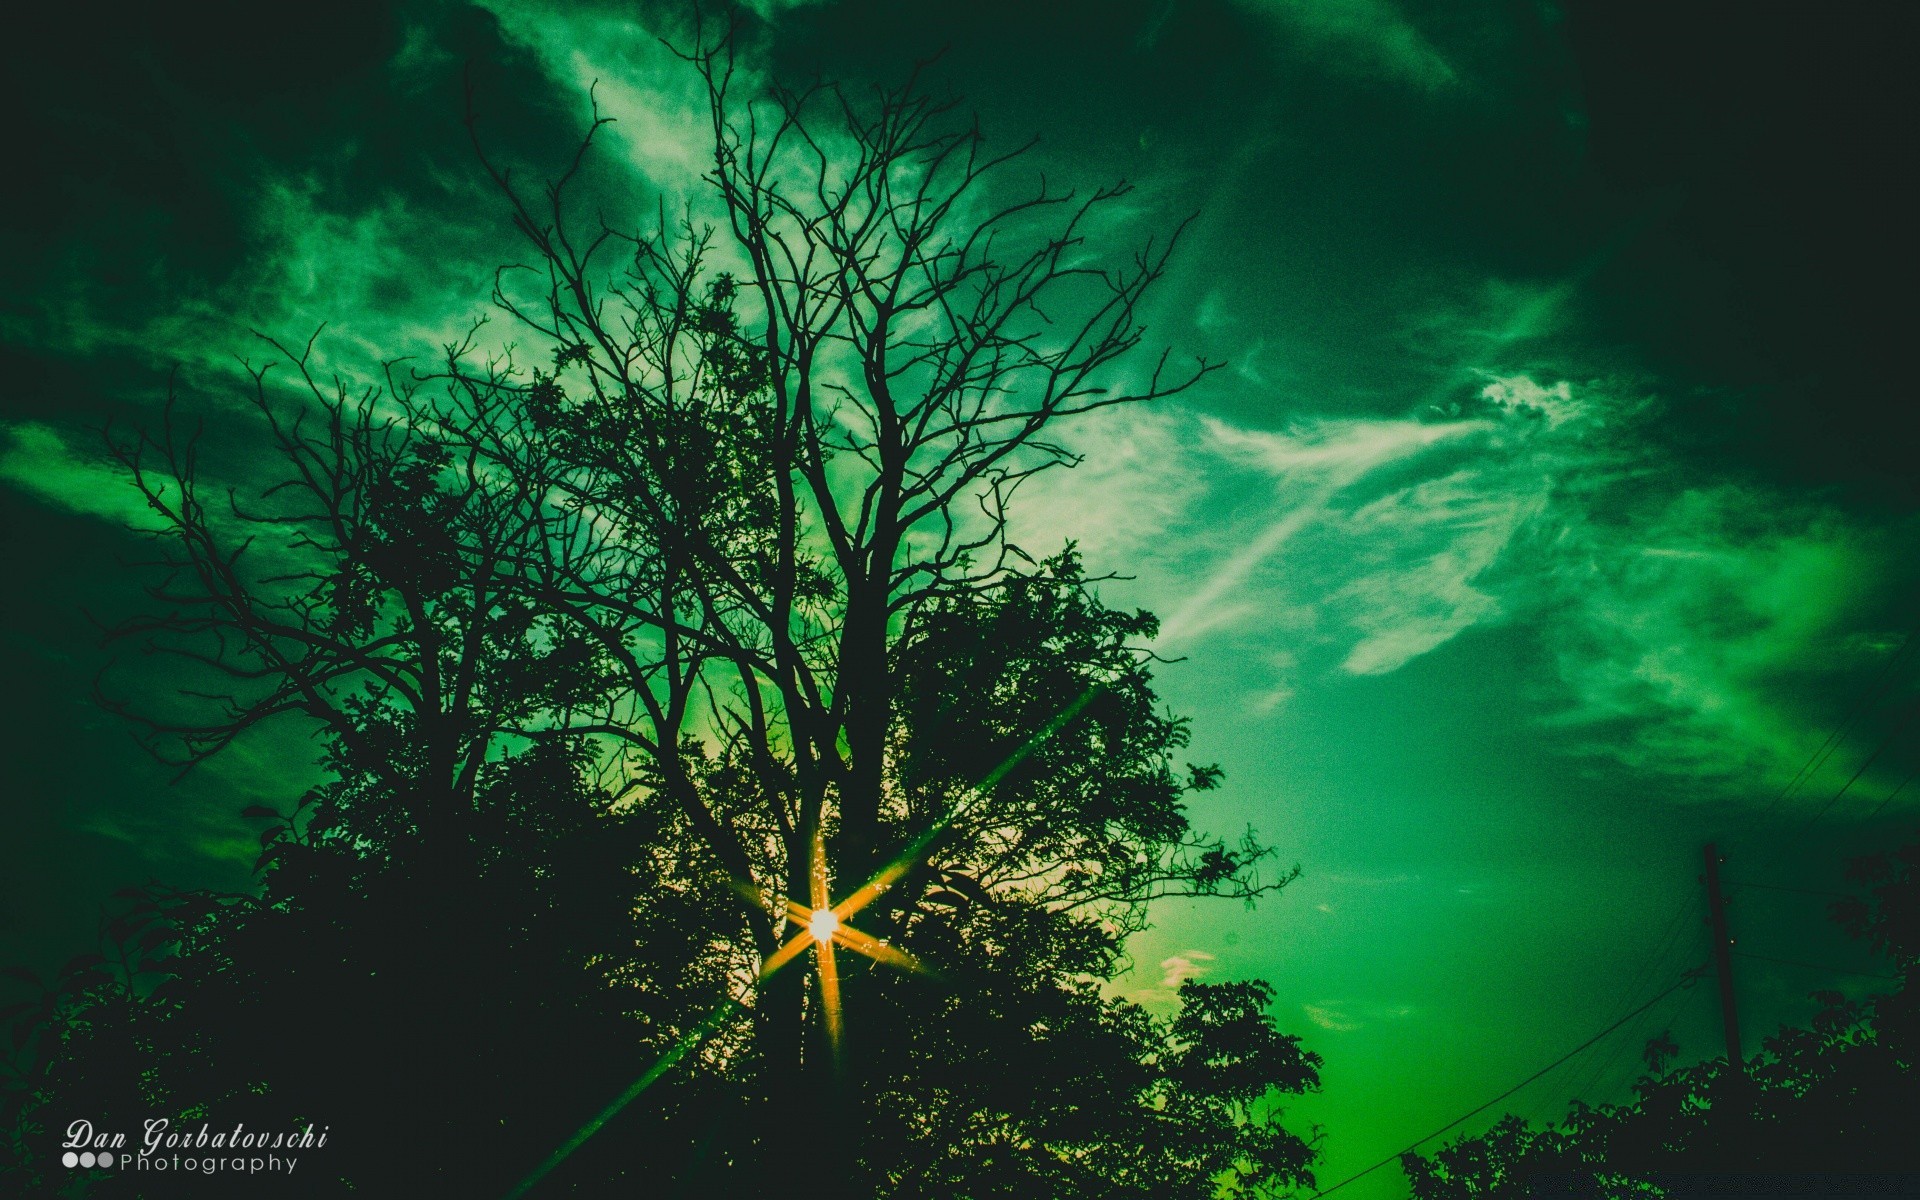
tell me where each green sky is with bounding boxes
[4,2,1917,1195]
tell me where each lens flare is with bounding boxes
[809,907,840,943]
[505,685,1105,1200]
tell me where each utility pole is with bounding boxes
[1702,843,1744,1076]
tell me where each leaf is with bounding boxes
[940,873,993,906]
[58,953,106,978]
[259,826,284,848]
[240,805,279,819]
[1185,762,1224,791]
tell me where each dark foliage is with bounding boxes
[2,17,1319,1198]
[1403,837,1920,1199]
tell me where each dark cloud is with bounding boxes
[0,2,584,348]
[0,487,261,971]
[1565,0,1920,500]
[4,2,396,304]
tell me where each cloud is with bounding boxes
[1303,999,1418,1032]
[1323,872,1420,888]
[0,423,168,531]
[1537,485,1908,794]
[483,1,721,198]
[1159,949,1217,989]
[1011,383,1575,678]
[9,158,511,399]
[1234,0,1459,90]
[6,0,1893,811]
[14,3,760,388]
[1116,947,1220,1009]
[239,178,501,367]
[1303,1002,1359,1031]
[1008,368,1911,797]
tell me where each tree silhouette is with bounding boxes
[2,19,1319,1199]
[1402,838,1920,1199]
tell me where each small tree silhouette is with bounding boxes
[1640,1030,1679,1076]
[1403,839,1920,1200]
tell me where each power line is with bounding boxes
[1550,1024,1630,1123]
[1616,895,1700,1018]
[1559,893,1698,1106]
[1861,768,1918,824]
[1311,966,1706,1199]
[1770,698,1920,863]
[1579,965,1694,1109]
[1543,968,1697,1139]
[1731,950,1899,983]
[1748,625,1917,834]
[1724,880,1853,900]
[1581,957,1702,1110]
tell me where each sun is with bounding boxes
[731,829,934,1069]
[808,907,840,943]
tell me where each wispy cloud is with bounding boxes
[1013,385,1574,681]
[482,1,726,200]
[1010,369,1910,796]
[1537,485,1908,794]
[3,0,1898,812]
[1303,999,1418,1033]
[1116,947,1219,1009]
[1160,949,1217,989]
[1234,0,1460,90]
[0,423,169,531]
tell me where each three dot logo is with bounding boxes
[61,1150,114,1168]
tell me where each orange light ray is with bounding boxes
[729,878,808,929]
[504,685,1108,1199]
[732,879,822,944]
[830,858,912,922]
[810,826,831,911]
[831,923,926,975]
[758,930,814,981]
[816,935,843,1056]
[833,684,1106,924]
